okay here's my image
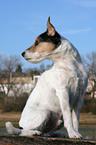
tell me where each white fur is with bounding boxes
[6,37,88,138]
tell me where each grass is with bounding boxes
[80,113,96,127]
[0,111,21,128]
[0,111,96,128]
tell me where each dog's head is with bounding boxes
[22,17,61,63]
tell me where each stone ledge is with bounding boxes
[0,135,96,145]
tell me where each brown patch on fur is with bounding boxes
[28,42,55,54]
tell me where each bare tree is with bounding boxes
[25,68,40,80]
[83,51,96,99]
[3,55,22,72]
[0,54,4,76]
[0,54,23,104]
[15,64,22,72]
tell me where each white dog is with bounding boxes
[6,17,88,138]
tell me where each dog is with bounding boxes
[6,17,88,138]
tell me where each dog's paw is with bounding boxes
[20,130,41,137]
[69,130,82,139]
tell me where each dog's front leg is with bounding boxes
[56,89,82,138]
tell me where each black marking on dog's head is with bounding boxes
[36,30,61,50]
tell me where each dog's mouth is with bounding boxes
[24,57,34,63]
[24,56,45,63]
[22,50,50,62]
[25,58,31,60]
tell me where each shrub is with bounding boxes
[81,99,96,114]
[3,93,29,112]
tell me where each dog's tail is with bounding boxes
[5,122,21,135]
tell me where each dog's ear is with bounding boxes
[47,17,55,36]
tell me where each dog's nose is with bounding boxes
[22,52,25,57]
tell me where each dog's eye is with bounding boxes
[35,40,39,46]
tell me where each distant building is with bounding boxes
[0,72,96,98]
[0,72,40,97]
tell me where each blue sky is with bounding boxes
[0,0,96,69]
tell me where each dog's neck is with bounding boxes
[47,36,82,69]
[47,37,77,62]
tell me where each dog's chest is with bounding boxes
[45,67,78,89]
[45,66,84,98]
